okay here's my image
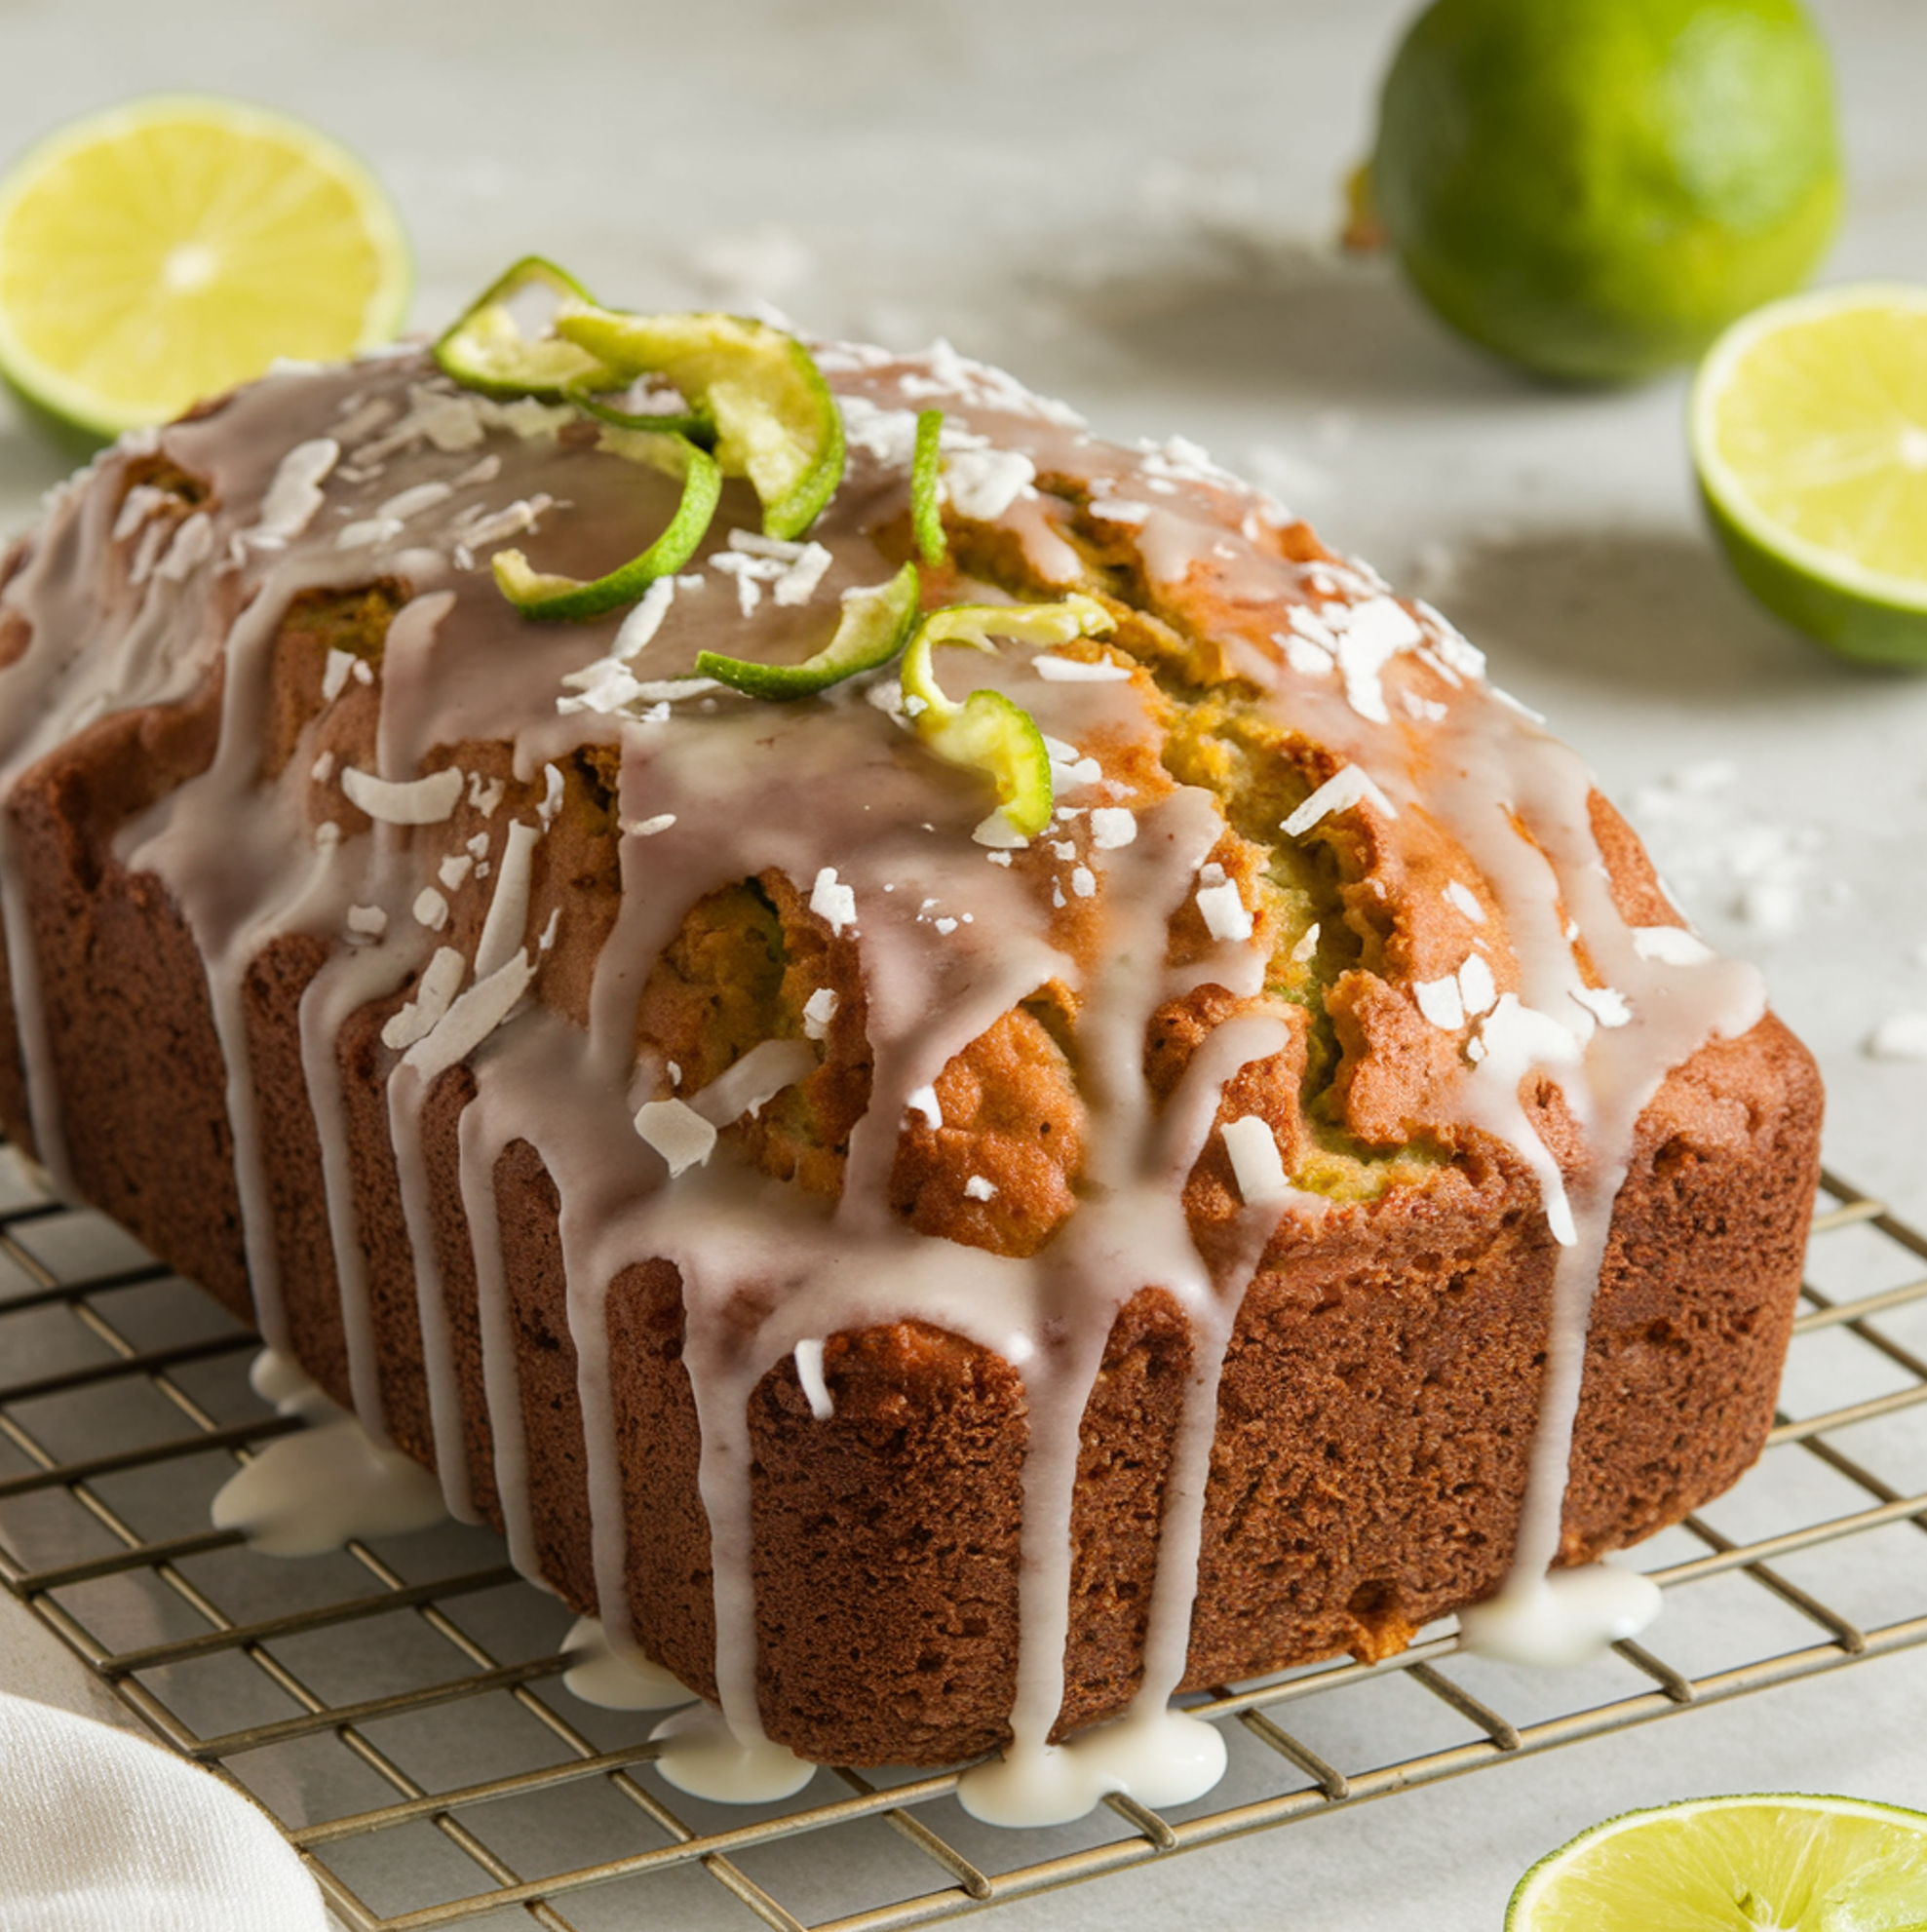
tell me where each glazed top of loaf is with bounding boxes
[0,325,1775,1790]
[0,331,1765,1268]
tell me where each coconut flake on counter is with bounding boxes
[634,1099,717,1178]
[792,1340,834,1421]
[1869,1012,1927,1061]
[1223,1115,1291,1208]
[380,946,468,1051]
[1281,762,1398,838]
[341,765,464,825]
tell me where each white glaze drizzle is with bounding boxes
[0,341,1776,1819]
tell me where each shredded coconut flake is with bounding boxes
[1196,879,1253,943]
[810,867,858,935]
[1033,652,1131,682]
[1223,1116,1291,1207]
[381,947,469,1051]
[412,888,449,931]
[1088,807,1137,850]
[342,765,463,826]
[802,987,839,1040]
[1445,880,1485,924]
[345,905,388,942]
[963,1176,999,1202]
[1282,763,1398,838]
[793,1338,834,1420]
[1415,977,1465,1031]
[1633,925,1715,967]
[905,1084,943,1129]
[634,1099,717,1177]
[1869,1012,1927,1060]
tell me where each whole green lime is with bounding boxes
[1369,0,1843,383]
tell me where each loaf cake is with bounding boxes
[0,273,1822,1807]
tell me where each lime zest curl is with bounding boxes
[433,256,613,402]
[492,432,721,621]
[696,560,922,700]
[900,594,1113,839]
[910,408,947,564]
[553,302,845,540]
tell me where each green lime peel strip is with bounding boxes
[563,374,714,446]
[555,301,845,540]
[901,594,1113,839]
[911,408,946,564]
[433,256,615,402]
[493,434,721,621]
[696,560,921,700]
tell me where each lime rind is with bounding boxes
[900,595,1113,838]
[1506,1792,1927,1932]
[911,407,947,564]
[696,560,921,700]
[1691,282,1927,667]
[0,93,411,443]
[433,255,612,402]
[492,433,720,621]
[554,301,846,539]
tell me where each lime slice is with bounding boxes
[900,595,1112,839]
[911,407,947,564]
[554,302,844,539]
[493,431,720,621]
[433,254,610,401]
[0,95,409,443]
[697,560,920,699]
[1691,283,1927,667]
[1508,1793,1927,1932]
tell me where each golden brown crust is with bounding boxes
[0,347,1827,1775]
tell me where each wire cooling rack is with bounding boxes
[4,1150,1927,1932]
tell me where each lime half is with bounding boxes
[1692,283,1927,667]
[0,95,410,444]
[1508,1793,1927,1932]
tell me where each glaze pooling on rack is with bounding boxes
[0,331,1773,1816]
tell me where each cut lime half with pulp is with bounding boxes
[0,95,410,444]
[1508,1792,1927,1932]
[1691,283,1927,667]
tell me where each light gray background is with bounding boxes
[1,2,1925,1926]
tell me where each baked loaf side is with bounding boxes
[0,328,1822,1776]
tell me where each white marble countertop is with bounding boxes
[3,1,1926,1926]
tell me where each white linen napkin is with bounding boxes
[0,1690,328,1931]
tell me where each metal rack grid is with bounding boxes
[4,1153,1927,1931]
